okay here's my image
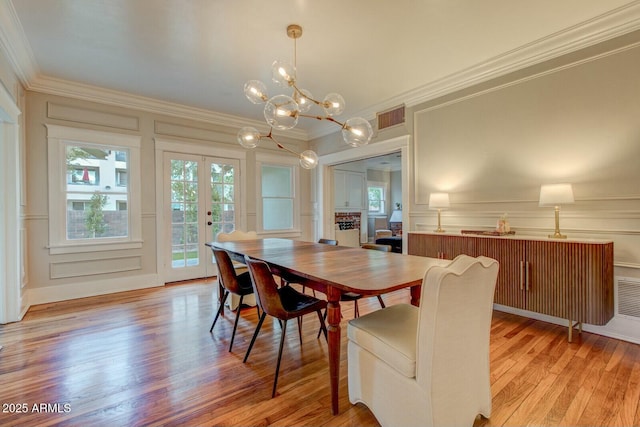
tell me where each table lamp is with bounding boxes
[389,209,402,223]
[539,183,574,239]
[429,192,450,233]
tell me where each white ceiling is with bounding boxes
[4,0,640,140]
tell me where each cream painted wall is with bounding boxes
[23,91,315,304]
[310,30,640,343]
[410,38,640,277]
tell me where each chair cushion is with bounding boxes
[347,304,418,378]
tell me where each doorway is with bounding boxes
[317,135,410,252]
[162,152,240,282]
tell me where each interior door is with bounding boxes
[163,153,240,282]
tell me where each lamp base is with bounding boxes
[434,228,445,233]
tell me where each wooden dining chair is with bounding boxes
[215,230,258,310]
[242,257,328,398]
[209,248,259,352]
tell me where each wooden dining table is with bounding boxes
[206,238,449,415]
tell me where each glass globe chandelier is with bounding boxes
[237,24,374,169]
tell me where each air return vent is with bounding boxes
[617,277,640,318]
[377,105,405,130]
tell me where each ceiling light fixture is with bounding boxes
[237,24,374,169]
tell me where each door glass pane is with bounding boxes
[209,162,236,241]
[171,159,199,268]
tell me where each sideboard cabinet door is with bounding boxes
[473,237,526,310]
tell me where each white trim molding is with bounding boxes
[0,80,22,323]
[26,274,162,306]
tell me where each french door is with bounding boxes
[163,153,240,282]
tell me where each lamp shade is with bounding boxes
[429,192,450,209]
[389,209,402,223]
[539,184,574,207]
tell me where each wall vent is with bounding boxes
[377,105,405,130]
[617,277,640,319]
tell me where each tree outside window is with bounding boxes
[65,144,129,239]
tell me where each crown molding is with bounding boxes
[4,1,640,143]
[308,0,640,140]
[27,75,309,141]
[0,0,38,85]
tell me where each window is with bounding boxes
[368,182,387,215]
[47,125,142,254]
[116,169,128,186]
[261,165,294,230]
[256,153,300,235]
[70,201,89,211]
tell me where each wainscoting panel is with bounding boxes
[50,255,142,279]
[47,102,140,131]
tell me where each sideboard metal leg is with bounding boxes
[567,320,583,343]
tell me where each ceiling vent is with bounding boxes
[376,105,405,130]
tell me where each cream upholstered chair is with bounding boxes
[215,230,258,310]
[347,254,499,427]
[374,217,392,240]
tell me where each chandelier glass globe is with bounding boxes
[264,95,299,130]
[293,88,314,113]
[237,127,261,148]
[342,117,373,147]
[271,60,296,87]
[322,93,345,116]
[299,150,319,169]
[244,80,268,104]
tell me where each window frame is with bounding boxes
[256,152,301,236]
[367,181,388,215]
[46,124,142,254]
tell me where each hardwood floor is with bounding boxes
[1,279,639,427]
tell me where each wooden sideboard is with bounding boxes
[408,232,614,341]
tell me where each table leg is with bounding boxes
[327,285,341,415]
[410,284,422,307]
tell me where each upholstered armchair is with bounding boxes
[347,254,499,427]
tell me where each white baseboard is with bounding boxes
[494,304,640,345]
[25,274,163,306]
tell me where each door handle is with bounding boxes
[519,261,525,290]
[207,211,212,216]
[207,221,212,226]
[525,261,530,291]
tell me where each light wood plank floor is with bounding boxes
[1,279,639,427]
